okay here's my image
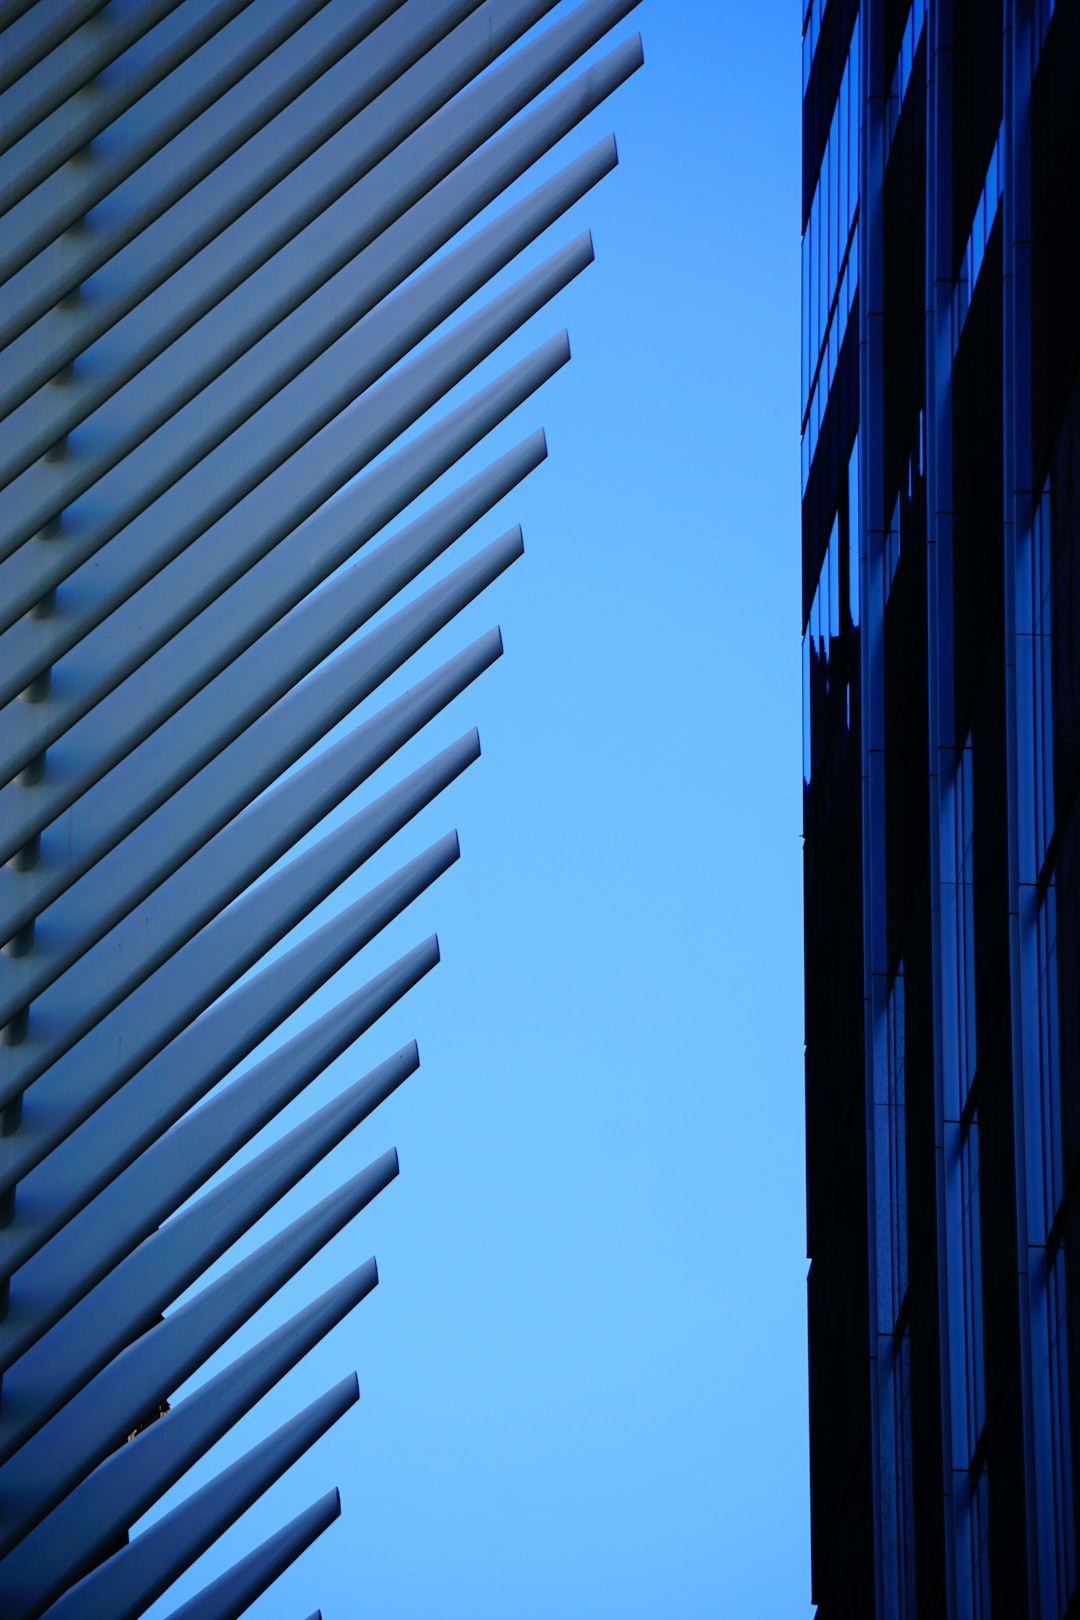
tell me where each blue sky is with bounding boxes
[141,3,810,1614]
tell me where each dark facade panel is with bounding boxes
[803,2,1080,1615]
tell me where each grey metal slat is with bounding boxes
[0,631,498,1116]
[0,0,347,225]
[0,0,187,140]
[0,438,538,941]
[0,347,555,863]
[0,230,590,718]
[37,1413,350,1620]
[0,531,519,1028]
[1,880,445,1280]
[5,1066,405,1463]
[0,1,644,1607]
[156,1497,339,1620]
[0,0,101,48]
[0,1029,417,1370]
[22,1286,358,1617]
[0,0,530,491]
[37,1462,340,1620]
[0,0,564,392]
[0,1147,392,1544]
[0,750,467,1291]
[0,24,634,604]
[0,52,619,522]
[0,0,508,366]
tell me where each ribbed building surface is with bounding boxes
[802,1,1079,1616]
[0,3,641,1614]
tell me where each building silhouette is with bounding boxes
[802,1,1080,1615]
[0,3,641,1614]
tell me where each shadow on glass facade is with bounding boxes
[803,2,1080,1615]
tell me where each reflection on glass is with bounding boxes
[1037,887,1063,1229]
[970,1464,991,1620]
[803,627,812,786]
[1045,1245,1075,1605]
[801,12,860,456]
[802,0,832,93]
[848,435,860,627]
[888,965,908,1311]
[953,123,1004,351]
[885,0,927,154]
[803,512,849,791]
[957,737,977,1107]
[886,495,901,598]
[1033,480,1055,871]
[1035,0,1056,62]
[961,1119,986,1454]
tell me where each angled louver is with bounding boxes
[0,2,642,1612]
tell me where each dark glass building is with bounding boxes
[801,2,1080,1615]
